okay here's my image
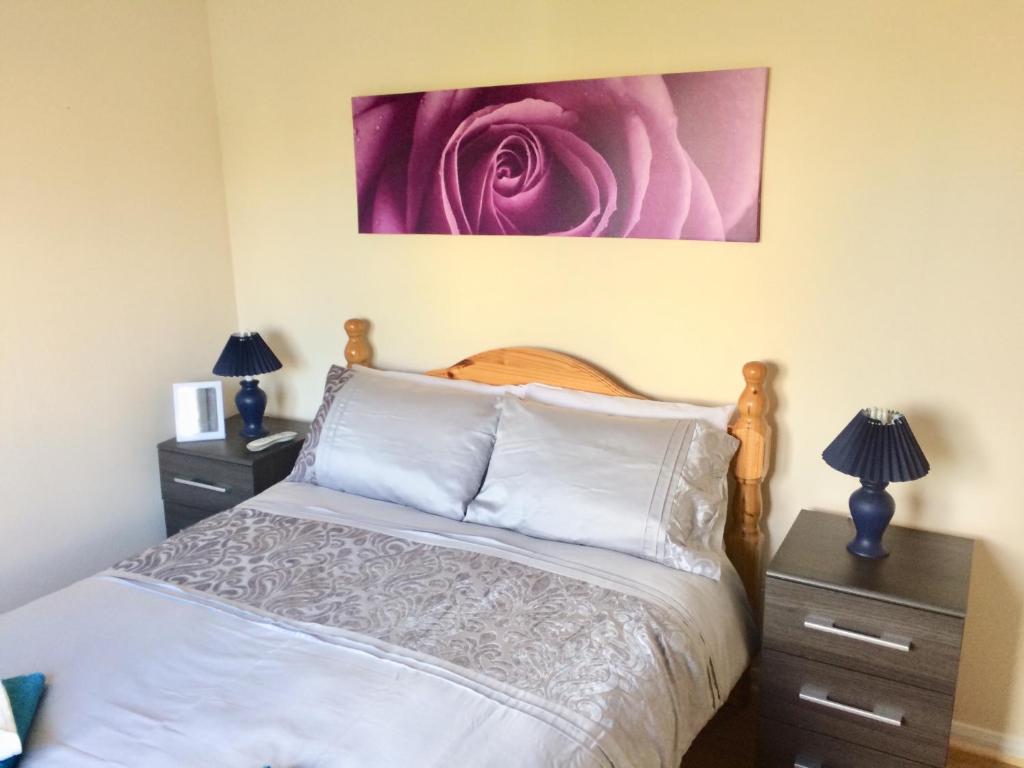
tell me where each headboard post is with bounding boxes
[727,362,772,621]
[344,319,372,367]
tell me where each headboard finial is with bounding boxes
[344,318,372,367]
[739,361,768,420]
[742,360,767,385]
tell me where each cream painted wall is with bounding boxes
[0,1,237,611]
[206,0,1024,743]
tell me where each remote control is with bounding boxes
[246,431,299,452]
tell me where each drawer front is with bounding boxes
[252,440,304,493]
[159,451,253,513]
[164,502,220,537]
[758,717,925,768]
[764,577,963,694]
[761,649,953,767]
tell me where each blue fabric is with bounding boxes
[0,674,46,768]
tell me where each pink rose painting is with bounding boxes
[352,67,768,242]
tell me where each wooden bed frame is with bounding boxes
[341,318,772,615]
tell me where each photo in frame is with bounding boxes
[172,381,226,442]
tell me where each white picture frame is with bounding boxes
[172,381,226,442]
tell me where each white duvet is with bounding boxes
[0,482,753,768]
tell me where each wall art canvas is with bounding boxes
[352,67,768,242]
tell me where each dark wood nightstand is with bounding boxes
[759,509,973,768]
[157,414,309,536]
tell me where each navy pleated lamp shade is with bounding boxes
[212,332,282,377]
[822,408,929,483]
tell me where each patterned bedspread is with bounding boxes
[110,506,723,767]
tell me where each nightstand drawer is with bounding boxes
[764,578,963,694]
[758,717,925,768]
[159,451,253,512]
[761,649,953,767]
[164,502,222,536]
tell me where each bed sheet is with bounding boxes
[0,482,753,768]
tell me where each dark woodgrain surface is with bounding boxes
[164,501,219,537]
[158,414,308,536]
[760,649,954,766]
[685,693,1012,768]
[157,415,308,467]
[768,510,973,618]
[758,716,926,768]
[159,450,255,512]
[764,577,964,694]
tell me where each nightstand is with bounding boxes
[758,509,973,768]
[157,414,308,536]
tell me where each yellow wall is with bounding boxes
[0,0,237,610]
[206,0,1024,745]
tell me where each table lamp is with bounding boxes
[822,407,929,559]
[212,331,282,438]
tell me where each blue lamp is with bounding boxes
[822,408,930,559]
[212,332,282,438]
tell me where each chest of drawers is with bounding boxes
[758,510,973,768]
[157,414,308,536]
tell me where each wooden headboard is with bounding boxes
[342,318,772,615]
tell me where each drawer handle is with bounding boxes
[794,759,821,768]
[804,615,911,652]
[173,477,228,494]
[799,684,904,727]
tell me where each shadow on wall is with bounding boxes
[957,541,1020,736]
[759,359,784,556]
[897,405,959,530]
[1,495,166,613]
[261,328,301,417]
[894,407,1015,730]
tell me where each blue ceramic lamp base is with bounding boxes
[236,378,268,438]
[846,480,895,559]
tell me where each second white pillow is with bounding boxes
[466,396,738,579]
[521,382,735,431]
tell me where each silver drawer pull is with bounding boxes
[173,477,228,493]
[799,684,904,727]
[804,615,911,652]
[794,759,821,768]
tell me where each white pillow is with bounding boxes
[466,397,738,579]
[522,382,734,431]
[312,368,503,519]
[351,364,525,396]
[291,364,520,485]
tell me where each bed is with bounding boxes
[0,318,772,768]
